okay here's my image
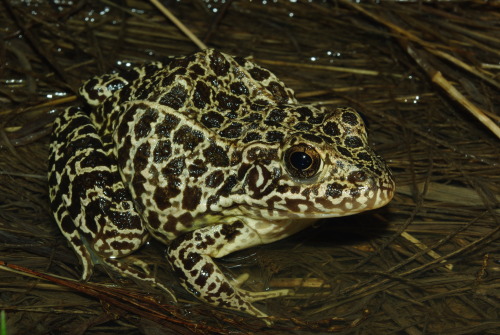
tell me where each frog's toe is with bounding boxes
[240,287,293,302]
[230,273,250,287]
[103,257,177,302]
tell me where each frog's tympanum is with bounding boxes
[48,49,394,320]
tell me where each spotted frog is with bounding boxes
[48,49,394,320]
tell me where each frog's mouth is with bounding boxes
[241,182,394,221]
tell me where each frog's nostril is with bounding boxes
[348,170,367,184]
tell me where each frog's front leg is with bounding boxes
[167,220,291,320]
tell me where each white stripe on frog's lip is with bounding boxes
[239,188,394,221]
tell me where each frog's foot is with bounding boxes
[231,273,292,302]
[103,256,177,302]
[167,221,292,322]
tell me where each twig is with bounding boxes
[149,0,207,50]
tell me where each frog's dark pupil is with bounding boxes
[290,151,312,170]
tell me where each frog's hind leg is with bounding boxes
[48,107,173,298]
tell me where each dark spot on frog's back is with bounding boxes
[117,67,141,83]
[134,108,158,140]
[105,78,126,93]
[169,56,192,70]
[338,147,353,157]
[219,122,243,139]
[243,132,261,143]
[248,67,271,81]
[201,111,224,129]
[173,125,205,151]
[216,92,242,112]
[162,158,185,176]
[342,111,360,126]
[133,142,151,172]
[266,131,284,143]
[194,263,213,288]
[217,175,237,196]
[294,122,312,131]
[194,81,211,109]
[189,63,205,76]
[265,108,287,124]
[357,151,372,162]
[153,140,172,163]
[188,159,208,177]
[230,81,249,96]
[154,182,179,210]
[117,135,132,170]
[296,107,313,121]
[209,51,230,76]
[147,210,161,230]
[156,113,180,137]
[203,143,229,167]
[267,81,289,103]
[159,84,188,110]
[205,170,224,188]
[82,79,100,100]
[182,185,202,211]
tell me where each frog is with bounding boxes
[48,48,395,321]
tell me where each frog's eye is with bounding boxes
[284,144,321,179]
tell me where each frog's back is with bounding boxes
[80,49,297,138]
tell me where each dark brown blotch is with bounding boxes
[194,262,214,288]
[201,111,225,129]
[133,142,151,172]
[173,125,204,151]
[193,80,211,109]
[265,130,284,143]
[217,175,237,196]
[159,84,188,110]
[134,108,158,140]
[294,122,312,131]
[153,140,172,163]
[209,51,230,77]
[219,122,243,139]
[325,182,345,198]
[344,136,363,148]
[323,121,340,137]
[154,186,174,210]
[155,113,180,137]
[342,111,360,126]
[348,171,367,184]
[338,147,353,157]
[203,143,229,167]
[162,158,185,176]
[147,211,161,229]
[220,220,244,242]
[265,108,287,124]
[216,91,242,112]
[205,170,224,188]
[230,81,249,96]
[301,133,323,143]
[248,67,270,81]
[242,132,262,143]
[267,81,289,103]
[182,185,202,211]
[188,159,208,177]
